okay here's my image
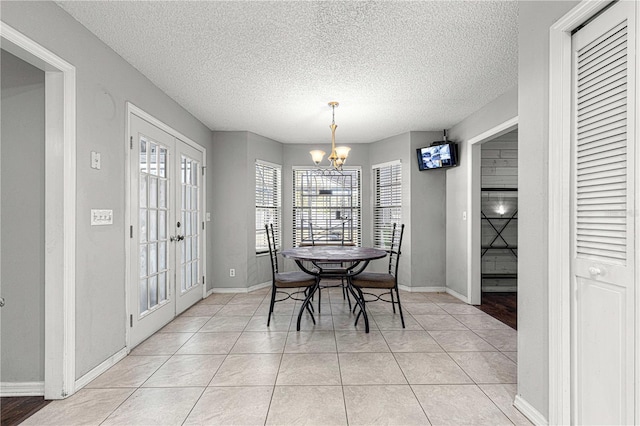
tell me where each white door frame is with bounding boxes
[125,103,207,350]
[0,22,76,399]
[465,117,518,306]
[547,1,629,424]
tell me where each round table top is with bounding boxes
[281,246,387,263]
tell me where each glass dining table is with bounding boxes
[280,245,387,331]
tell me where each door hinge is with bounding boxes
[130,226,133,238]
[202,221,205,230]
[202,166,205,175]
[202,276,205,285]
[130,314,133,327]
[130,136,133,149]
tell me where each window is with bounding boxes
[292,168,361,247]
[373,161,402,249]
[256,160,281,253]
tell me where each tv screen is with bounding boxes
[416,143,458,171]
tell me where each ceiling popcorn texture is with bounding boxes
[56,1,518,144]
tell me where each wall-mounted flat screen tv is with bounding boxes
[416,143,458,171]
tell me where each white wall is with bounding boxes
[517,1,579,418]
[1,50,46,382]
[446,86,518,297]
[1,1,212,378]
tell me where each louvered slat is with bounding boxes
[575,17,628,263]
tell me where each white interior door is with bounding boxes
[129,114,204,347]
[571,2,636,424]
[174,141,204,314]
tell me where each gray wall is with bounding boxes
[1,1,212,379]
[446,86,518,297]
[410,132,447,288]
[518,1,579,418]
[210,132,250,289]
[1,50,46,382]
[209,131,284,290]
[247,132,283,287]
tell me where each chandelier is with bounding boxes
[310,101,351,171]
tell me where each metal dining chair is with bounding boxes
[308,221,352,312]
[349,223,405,333]
[265,224,317,329]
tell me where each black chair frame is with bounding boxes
[265,224,317,329]
[349,223,405,333]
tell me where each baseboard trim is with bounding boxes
[74,347,128,391]
[211,281,271,294]
[1,381,45,397]
[398,285,447,293]
[514,394,548,426]
[445,287,470,304]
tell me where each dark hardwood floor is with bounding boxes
[1,397,50,426]
[477,292,517,330]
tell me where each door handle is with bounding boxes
[0,297,5,307]
[169,235,185,242]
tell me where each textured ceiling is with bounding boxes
[56,1,518,144]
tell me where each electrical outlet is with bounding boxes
[229,269,236,277]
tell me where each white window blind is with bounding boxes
[256,161,281,253]
[575,19,628,263]
[292,168,361,247]
[373,161,402,249]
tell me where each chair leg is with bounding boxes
[394,286,405,328]
[353,287,369,333]
[317,282,322,314]
[390,289,396,313]
[342,278,352,310]
[297,283,318,331]
[267,285,276,326]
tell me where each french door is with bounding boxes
[571,2,636,424]
[129,114,204,348]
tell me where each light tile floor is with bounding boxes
[24,286,531,425]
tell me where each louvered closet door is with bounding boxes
[571,1,636,424]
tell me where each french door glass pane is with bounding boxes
[138,134,170,316]
[149,275,158,306]
[139,279,148,313]
[158,272,166,302]
[179,155,200,294]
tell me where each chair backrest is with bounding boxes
[387,223,405,276]
[265,224,279,274]
[309,221,345,246]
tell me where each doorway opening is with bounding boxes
[0,23,77,399]
[477,130,518,329]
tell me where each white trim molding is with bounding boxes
[0,382,45,397]
[1,21,77,400]
[398,285,446,293]
[211,281,271,294]
[445,287,470,304]
[514,394,549,426]
[75,347,128,391]
[547,2,612,424]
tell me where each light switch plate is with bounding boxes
[91,209,113,225]
[91,151,101,170]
